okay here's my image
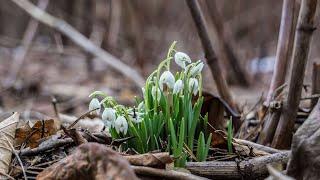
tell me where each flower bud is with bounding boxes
[174,52,191,69]
[89,98,101,114]
[188,78,199,95]
[173,79,184,94]
[102,108,116,128]
[114,116,128,135]
[190,62,204,77]
[159,71,175,90]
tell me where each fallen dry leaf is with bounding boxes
[37,142,138,180]
[0,112,19,178]
[124,152,173,168]
[15,119,58,148]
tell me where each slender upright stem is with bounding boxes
[185,0,236,114]
[258,0,296,145]
[272,0,318,149]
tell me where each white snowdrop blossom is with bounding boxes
[138,102,145,112]
[102,108,116,128]
[190,62,204,77]
[115,116,128,135]
[188,78,199,95]
[151,86,161,102]
[131,113,144,123]
[173,79,184,94]
[174,52,191,69]
[159,71,175,90]
[89,98,101,114]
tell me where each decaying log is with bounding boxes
[272,0,318,149]
[10,0,145,87]
[287,100,320,180]
[132,166,208,180]
[186,151,289,179]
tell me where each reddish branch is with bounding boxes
[272,0,318,149]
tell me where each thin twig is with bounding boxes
[3,135,27,180]
[67,108,99,129]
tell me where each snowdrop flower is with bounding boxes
[127,108,143,123]
[174,52,191,69]
[131,113,144,123]
[151,86,161,102]
[159,71,175,90]
[89,98,101,114]
[102,108,116,128]
[190,62,204,77]
[115,116,128,135]
[173,79,184,94]
[188,78,199,95]
[138,102,145,112]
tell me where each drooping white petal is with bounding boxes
[159,71,175,90]
[151,86,161,102]
[188,78,199,96]
[173,79,184,94]
[89,98,101,114]
[190,62,204,77]
[102,108,116,128]
[115,116,128,135]
[174,52,191,69]
[138,102,145,112]
[130,112,144,123]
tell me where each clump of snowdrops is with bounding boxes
[89,42,212,167]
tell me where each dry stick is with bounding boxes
[272,0,318,149]
[10,0,145,87]
[186,151,289,179]
[204,0,249,87]
[311,63,320,108]
[3,0,49,87]
[258,0,296,145]
[132,166,208,180]
[185,0,236,115]
[234,139,283,154]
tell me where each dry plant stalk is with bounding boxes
[185,0,236,113]
[10,0,145,87]
[258,0,296,145]
[272,0,318,149]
